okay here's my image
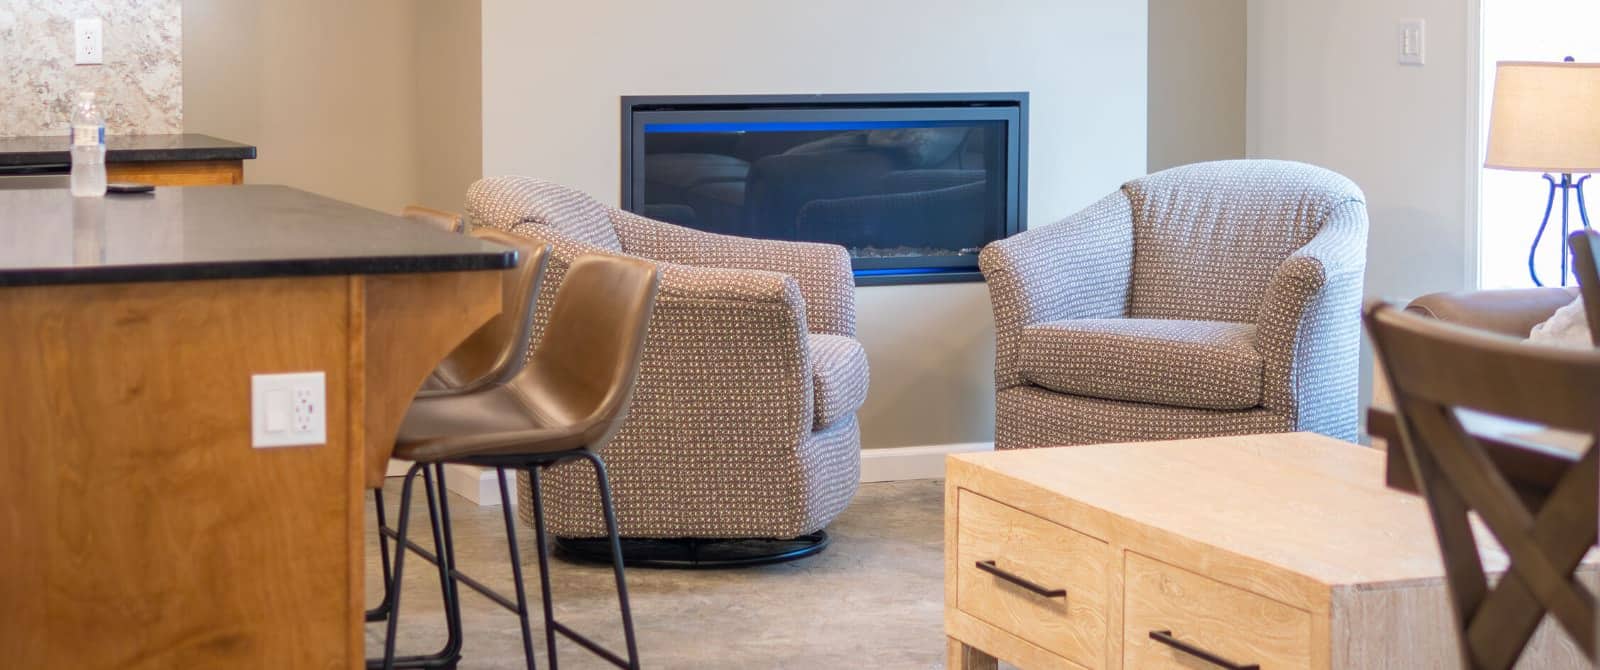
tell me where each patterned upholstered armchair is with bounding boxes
[980,160,1368,449]
[466,177,867,558]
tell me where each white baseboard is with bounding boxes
[443,465,517,506]
[860,442,994,482]
[427,442,996,506]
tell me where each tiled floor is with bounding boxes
[364,478,947,669]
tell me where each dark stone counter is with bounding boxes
[0,185,515,286]
[0,133,256,171]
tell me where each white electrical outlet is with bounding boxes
[75,17,103,65]
[1398,19,1425,66]
[252,372,326,448]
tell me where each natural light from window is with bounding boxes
[1479,1,1600,288]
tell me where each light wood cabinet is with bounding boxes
[944,433,1595,669]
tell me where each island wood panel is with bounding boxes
[0,276,355,669]
[357,270,501,488]
[107,159,244,186]
[0,270,500,668]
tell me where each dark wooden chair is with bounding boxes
[1570,229,1600,342]
[1364,301,1600,669]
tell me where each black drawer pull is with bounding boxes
[974,560,1066,598]
[1149,630,1259,670]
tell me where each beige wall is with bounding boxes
[481,0,1150,449]
[1148,0,1247,171]
[1247,0,1478,429]
[1247,0,1475,299]
[413,0,483,213]
[183,0,481,214]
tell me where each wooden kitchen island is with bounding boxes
[0,186,513,668]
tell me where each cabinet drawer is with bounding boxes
[956,490,1110,669]
[1123,552,1311,670]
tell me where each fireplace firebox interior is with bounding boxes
[622,93,1027,285]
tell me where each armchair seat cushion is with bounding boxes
[809,334,870,430]
[1019,319,1263,410]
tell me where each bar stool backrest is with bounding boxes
[516,253,659,450]
[432,229,551,389]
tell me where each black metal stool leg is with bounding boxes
[380,463,423,670]
[528,465,560,668]
[496,466,538,669]
[365,467,464,670]
[367,489,394,622]
[583,452,641,670]
[421,465,464,664]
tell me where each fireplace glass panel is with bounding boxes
[640,119,1008,265]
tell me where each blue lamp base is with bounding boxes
[1529,172,1592,287]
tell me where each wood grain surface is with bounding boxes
[107,159,244,186]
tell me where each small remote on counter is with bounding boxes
[107,182,155,194]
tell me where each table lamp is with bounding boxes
[1484,58,1600,286]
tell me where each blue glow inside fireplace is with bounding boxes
[621,93,1028,286]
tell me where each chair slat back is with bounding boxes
[1569,230,1600,346]
[1365,300,1600,667]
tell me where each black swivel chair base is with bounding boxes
[554,531,830,569]
[373,451,641,670]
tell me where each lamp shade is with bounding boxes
[1484,61,1600,173]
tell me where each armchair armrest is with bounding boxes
[489,219,819,435]
[637,262,818,436]
[979,191,1135,390]
[1254,199,1368,438]
[611,209,857,337]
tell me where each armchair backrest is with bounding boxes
[465,177,623,252]
[1125,160,1365,322]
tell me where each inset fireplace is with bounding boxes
[621,93,1027,285]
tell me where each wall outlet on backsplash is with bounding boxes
[75,17,103,65]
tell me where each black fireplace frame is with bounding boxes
[620,92,1028,286]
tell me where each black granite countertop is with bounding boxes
[0,133,256,169]
[0,185,516,287]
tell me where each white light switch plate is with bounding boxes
[1398,19,1425,65]
[252,372,326,448]
[75,17,103,65]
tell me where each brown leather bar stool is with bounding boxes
[366,227,551,669]
[378,253,659,670]
[402,204,468,233]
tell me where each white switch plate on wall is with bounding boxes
[251,372,326,448]
[1398,19,1425,66]
[75,17,103,65]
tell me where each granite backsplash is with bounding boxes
[0,0,182,137]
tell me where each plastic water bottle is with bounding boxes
[70,91,107,197]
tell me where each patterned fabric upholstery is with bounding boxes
[981,160,1367,448]
[612,207,857,337]
[465,176,866,539]
[1127,160,1357,322]
[996,385,1291,450]
[1018,319,1263,410]
[466,178,622,251]
[809,334,871,430]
